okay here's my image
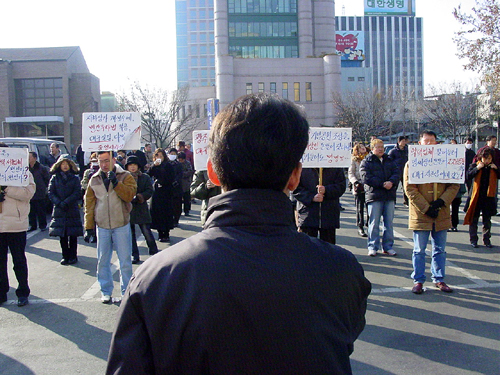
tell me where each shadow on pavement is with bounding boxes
[0,352,35,375]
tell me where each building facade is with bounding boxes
[0,47,100,152]
[176,0,342,128]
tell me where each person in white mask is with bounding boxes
[464,137,475,193]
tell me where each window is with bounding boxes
[270,82,276,93]
[347,77,355,82]
[305,82,312,102]
[258,82,264,93]
[358,77,365,81]
[294,82,300,102]
[246,83,253,94]
[15,78,63,116]
[282,82,288,99]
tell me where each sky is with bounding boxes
[2,0,480,95]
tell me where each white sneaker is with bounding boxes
[101,295,111,304]
[383,249,397,256]
[368,249,377,257]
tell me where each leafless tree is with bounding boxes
[117,82,203,149]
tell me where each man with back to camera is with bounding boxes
[404,130,459,294]
[106,93,371,374]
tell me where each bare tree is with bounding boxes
[117,82,203,149]
[422,82,479,139]
[454,0,500,105]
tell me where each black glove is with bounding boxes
[84,229,96,243]
[59,201,68,211]
[0,191,5,202]
[430,198,445,210]
[425,207,439,219]
[107,171,118,188]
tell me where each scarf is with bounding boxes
[463,167,497,225]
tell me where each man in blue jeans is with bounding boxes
[404,130,459,294]
[84,151,137,303]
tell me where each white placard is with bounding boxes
[193,130,210,171]
[82,112,141,151]
[301,127,352,168]
[408,144,465,184]
[0,147,30,186]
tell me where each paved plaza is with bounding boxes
[1,191,499,374]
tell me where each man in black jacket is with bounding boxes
[107,93,371,375]
[28,152,50,232]
[388,135,409,206]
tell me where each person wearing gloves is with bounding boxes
[0,143,36,307]
[84,151,137,303]
[48,156,84,265]
[125,156,158,264]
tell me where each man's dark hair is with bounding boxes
[169,148,178,154]
[177,141,186,147]
[420,130,437,139]
[210,93,309,191]
[51,143,60,149]
[397,136,406,142]
[465,137,473,143]
[486,135,497,142]
[178,151,186,160]
[98,151,117,158]
[145,143,151,147]
[29,151,38,159]
[477,146,495,160]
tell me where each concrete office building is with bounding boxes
[176,0,342,127]
[0,46,100,152]
[335,14,424,99]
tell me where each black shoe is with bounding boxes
[184,213,190,216]
[67,258,78,265]
[159,237,170,243]
[471,242,479,248]
[358,228,367,237]
[149,250,158,256]
[0,295,7,305]
[17,297,29,306]
[60,259,69,265]
[132,258,140,264]
[484,242,493,248]
[27,227,37,233]
[40,227,47,232]
[339,206,346,211]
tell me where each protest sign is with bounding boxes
[193,130,210,171]
[301,127,352,168]
[82,112,141,151]
[0,147,30,186]
[408,144,465,184]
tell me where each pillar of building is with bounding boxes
[313,0,336,57]
[214,0,234,109]
[323,54,341,126]
[298,0,313,57]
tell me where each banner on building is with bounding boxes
[336,32,365,61]
[193,130,210,171]
[81,112,141,152]
[364,0,415,16]
[408,144,465,184]
[207,98,220,130]
[0,147,30,186]
[302,128,352,168]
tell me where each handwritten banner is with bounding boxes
[301,127,352,168]
[408,144,465,184]
[193,130,210,171]
[82,112,141,151]
[0,147,30,186]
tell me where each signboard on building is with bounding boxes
[408,144,465,184]
[207,98,220,130]
[336,32,365,61]
[302,128,352,168]
[0,147,30,186]
[364,0,415,16]
[81,112,141,151]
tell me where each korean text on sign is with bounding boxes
[81,112,141,151]
[301,128,352,168]
[193,130,210,171]
[0,148,30,187]
[408,144,465,184]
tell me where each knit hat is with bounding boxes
[125,155,140,169]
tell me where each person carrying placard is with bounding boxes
[404,130,459,294]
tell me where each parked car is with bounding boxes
[384,143,397,154]
[0,138,70,167]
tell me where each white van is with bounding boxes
[0,137,70,167]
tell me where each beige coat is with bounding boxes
[84,164,137,230]
[0,173,36,233]
[403,163,459,231]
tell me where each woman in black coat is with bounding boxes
[48,156,84,265]
[148,148,175,242]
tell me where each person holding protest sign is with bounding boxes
[148,148,175,242]
[464,147,499,248]
[360,139,400,257]
[84,151,137,303]
[107,93,370,374]
[404,130,459,294]
[349,143,369,237]
[48,156,84,265]
[0,143,36,307]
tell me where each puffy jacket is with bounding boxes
[403,163,459,231]
[388,145,408,177]
[190,170,222,225]
[84,164,137,230]
[29,161,50,200]
[130,172,153,225]
[360,153,399,203]
[0,174,36,233]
